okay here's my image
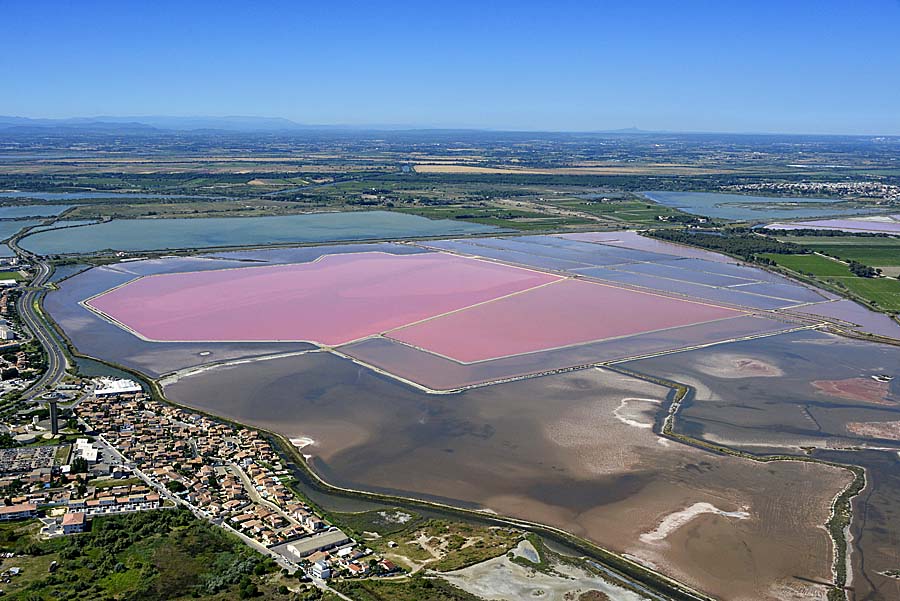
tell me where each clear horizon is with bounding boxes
[2,0,900,135]
[5,114,900,137]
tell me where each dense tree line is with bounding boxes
[646,229,801,261]
[761,228,899,239]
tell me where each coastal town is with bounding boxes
[0,375,395,589]
[0,218,414,598]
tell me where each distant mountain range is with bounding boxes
[0,115,420,134]
[1,116,894,138]
[0,115,669,135]
[0,115,316,133]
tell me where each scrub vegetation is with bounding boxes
[0,510,291,601]
[340,513,522,573]
[332,575,484,601]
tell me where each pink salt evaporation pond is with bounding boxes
[86,252,560,345]
[386,278,747,363]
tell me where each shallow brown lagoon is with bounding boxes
[625,330,900,452]
[166,352,851,601]
[626,330,900,601]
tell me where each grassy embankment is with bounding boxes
[394,205,595,230]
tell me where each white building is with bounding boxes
[0,325,15,340]
[311,561,331,579]
[73,438,100,463]
[95,378,142,396]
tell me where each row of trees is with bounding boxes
[762,228,898,239]
[646,229,801,261]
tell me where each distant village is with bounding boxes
[723,180,900,202]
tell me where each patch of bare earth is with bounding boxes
[813,377,894,405]
[847,420,900,440]
[441,540,643,601]
[690,353,785,378]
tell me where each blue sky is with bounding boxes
[1,0,899,134]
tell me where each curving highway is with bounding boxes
[10,237,68,401]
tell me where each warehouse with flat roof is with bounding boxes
[286,529,351,558]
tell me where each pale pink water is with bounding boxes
[558,231,734,263]
[87,252,560,345]
[387,278,745,363]
[766,217,900,234]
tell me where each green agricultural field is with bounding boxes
[762,247,900,311]
[777,236,900,266]
[806,245,900,267]
[760,253,852,277]
[830,277,900,311]
[761,252,900,311]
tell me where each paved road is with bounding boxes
[11,239,68,401]
[227,462,301,526]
